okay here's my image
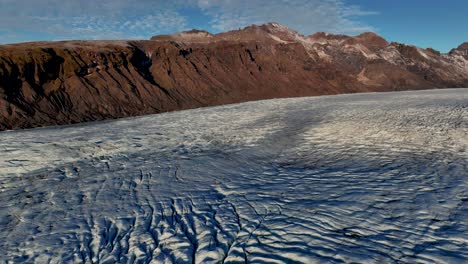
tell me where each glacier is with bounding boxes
[0,89,467,263]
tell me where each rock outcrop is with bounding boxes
[450,42,468,59]
[1,23,467,130]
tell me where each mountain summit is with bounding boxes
[450,42,468,58]
[151,29,213,42]
[150,22,305,43]
[308,31,388,51]
[0,23,467,130]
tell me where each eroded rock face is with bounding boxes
[451,43,468,59]
[0,23,467,130]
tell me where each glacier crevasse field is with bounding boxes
[0,89,467,263]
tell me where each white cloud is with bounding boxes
[0,0,189,42]
[0,0,375,43]
[196,0,377,35]
[122,12,188,32]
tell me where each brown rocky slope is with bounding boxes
[1,22,467,130]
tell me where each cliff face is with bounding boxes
[1,23,467,130]
[450,43,468,59]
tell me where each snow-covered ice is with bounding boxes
[0,89,467,263]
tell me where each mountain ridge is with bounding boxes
[1,22,467,130]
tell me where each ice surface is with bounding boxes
[0,89,467,263]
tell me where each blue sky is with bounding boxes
[347,0,468,52]
[0,0,466,52]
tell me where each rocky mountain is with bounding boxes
[1,22,467,130]
[450,42,468,59]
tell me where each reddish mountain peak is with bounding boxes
[356,32,387,43]
[308,31,387,50]
[150,22,304,44]
[308,32,326,39]
[308,32,350,42]
[214,22,305,43]
[450,42,468,57]
[240,22,291,31]
[150,29,213,42]
[350,32,388,50]
[457,42,468,50]
[257,22,295,32]
[356,32,381,38]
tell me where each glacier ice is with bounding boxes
[0,89,467,263]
